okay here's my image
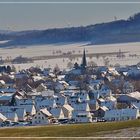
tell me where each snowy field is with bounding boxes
[0,42,140,71]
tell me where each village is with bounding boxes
[0,49,139,127]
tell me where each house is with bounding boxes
[0,113,7,125]
[32,108,53,125]
[127,68,140,79]
[117,91,140,103]
[32,75,43,82]
[73,102,90,112]
[59,81,69,88]
[0,88,16,94]
[98,96,117,110]
[43,68,51,76]
[107,67,120,76]
[15,72,28,79]
[50,107,65,119]
[104,107,139,121]
[62,104,74,119]
[89,100,99,112]
[99,85,112,98]
[0,93,14,105]
[89,84,112,99]
[20,104,36,116]
[123,81,134,94]
[72,102,92,123]
[94,106,109,118]
[0,106,27,122]
[54,81,65,92]
[15,108,27,121]
[55,94,68,106]
[2,112,18,122]
[15,98,34,106]
[41,90,54,97]
[36,83,47,92]
[0,80,5,88]
[72,111,92,123]
[68,81,79,87]
[75,91,90,103]
[36,98,57,111]
[15,91,26,99]
[132,102,140,111]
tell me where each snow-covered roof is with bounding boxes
[63,104,74,111]
[40,108,52,117]
[100,106,109,111]
[37,98,57,109]
[98,98,105,102]
[32,76,43,82]
[0,88,16,93]
[17,98,34,105]
[0,80,5,85]
[15,73,28,79]
[59,81,69,86]
[0,113,7,121]
[0,93,14,101]
[41,90,54,97]
[69,69,82,75]
[132,102,140,109]
[57,75,65,80]
[37,83,46,89]
[127,91,140,100]
[49,73,56,77]
[106,96,117,102]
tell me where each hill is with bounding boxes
[1,13,140,47]
[0,119,139,139]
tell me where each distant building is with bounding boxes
[12,56,33,64]
[65,49,88,82]
[81,49,87,69]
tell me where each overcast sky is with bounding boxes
[0,0,140,30]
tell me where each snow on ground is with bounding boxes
[0,42,140,71]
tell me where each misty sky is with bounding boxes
[0,0,140,30]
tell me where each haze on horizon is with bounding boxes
[0,0,140,31]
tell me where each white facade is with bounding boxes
[72,102,92,123]
[104,108,139,121]
[99,96,117,110]
[62,104,74,119]
[0,113,7,125]
[123,81,134,94]
[3,112,18,122]
[32,108,52,125]
[72,111,92,123]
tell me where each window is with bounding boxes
[42,117,44,120]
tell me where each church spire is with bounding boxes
[81,48,87,68]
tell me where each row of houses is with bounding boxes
[0,88,139,126]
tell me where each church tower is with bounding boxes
[81,48,87,69]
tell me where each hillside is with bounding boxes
[0,119,139,139]
[1,13,140,47]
